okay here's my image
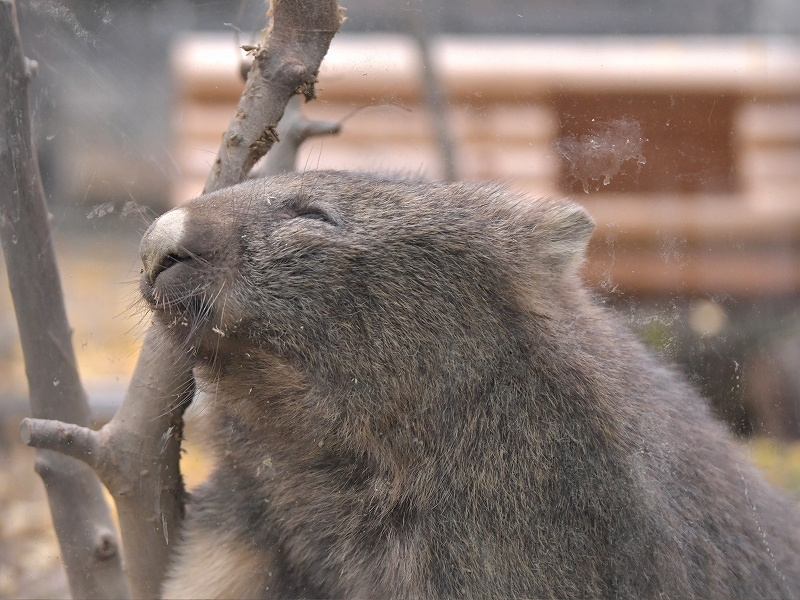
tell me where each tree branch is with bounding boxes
[105,0,342,591]
[9,0,342,598]
[250,94,341,177]
[204,0,345,192]
[408,0,458,181]
[20,418,104,468]
[92,326,193,598]
[0,1,128,597]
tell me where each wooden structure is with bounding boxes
[171,34,800,297]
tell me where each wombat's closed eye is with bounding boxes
[294,206,336,224]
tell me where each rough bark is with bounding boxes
[0,1,129,597]
[204,0,345,192]
[16,0,343,596]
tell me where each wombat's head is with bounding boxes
[140,171,593,393]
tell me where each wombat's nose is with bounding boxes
[140,208,189,283]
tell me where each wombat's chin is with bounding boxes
[140,265,247,358]
[152,308,247,367]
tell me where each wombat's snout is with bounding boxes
[139,203,238,325]
[140,208,190,284]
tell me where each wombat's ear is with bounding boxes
[516,199,595,279]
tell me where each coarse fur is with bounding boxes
[140,171,800,599]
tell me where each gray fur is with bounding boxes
[140,171,800,599]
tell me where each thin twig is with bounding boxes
[20,419,103,468]
[408,0,458,181]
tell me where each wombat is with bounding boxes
[140,170,800,599]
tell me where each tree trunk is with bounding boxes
[0,1,128,597]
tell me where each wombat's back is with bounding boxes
[141,172,800,599]
[497,300,800,598]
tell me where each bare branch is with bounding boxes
[251,94,341,177]
[96,326,193,598]
[20,418,104,468]
[408,0,459,181]
[204,0,345,192]
[96,0,342,592]
[0,1,128,597]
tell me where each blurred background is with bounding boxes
[2,0,800,596]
